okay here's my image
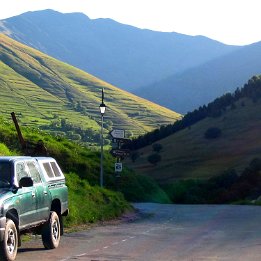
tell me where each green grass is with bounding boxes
[64,172,131,226]
[0,116,170,230]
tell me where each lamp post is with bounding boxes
[99,88,106,188]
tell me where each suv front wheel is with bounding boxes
[0,219,18,261]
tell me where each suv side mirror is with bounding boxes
[19,177,33,188]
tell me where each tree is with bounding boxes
[204,127,222,139]
[131,152,140,162]
[152,143,163,153]
[147,153,161,165]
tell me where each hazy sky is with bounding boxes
[0,0,260,45]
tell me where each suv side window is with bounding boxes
[27,161,42,184]
[51,162,62,177]
[15,162,30,185]
[43,162,54,178]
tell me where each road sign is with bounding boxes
[110,149,130,158]
[115,163,122,172]
[112,138,131,144]
[110,129,125,139]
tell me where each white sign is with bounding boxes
[115,163,123,172]
[110,129,125,139]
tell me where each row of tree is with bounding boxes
[126,75,261,150]
[164,158,261,204]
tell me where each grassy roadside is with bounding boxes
[0,117,170,230]
[64,172,132,227]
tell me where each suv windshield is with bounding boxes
[0,162,12,188]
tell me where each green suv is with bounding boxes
[0,156,69,261]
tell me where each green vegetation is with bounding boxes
[204,127,222,139]
[0,34,180,148]
[162,158,261,205]
[152,143,163,153]
[127,76,261,150]
[126,76,261,204]
[147,153,162,166]
[126,77,261,183]
[65,173,130,226]
[119,170,170,203]
[0,115,170,227]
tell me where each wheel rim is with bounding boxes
[7,228,16,254]
[52,219,59,241]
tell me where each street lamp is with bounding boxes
[99,88,106,187]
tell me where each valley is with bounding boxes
[0,9,260,206]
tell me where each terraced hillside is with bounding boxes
[0,34,180,145]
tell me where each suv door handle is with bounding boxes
[32,192,36,198]
[44,191,48,195]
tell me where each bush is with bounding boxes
[119,170,170,203]
[147,153,161,165]
[152,143,163,153]
[204,127,222,139]
[130,152,140,162]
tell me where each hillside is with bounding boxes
[0,34,180,145]
[0,9,239,91]
[126,83,261,184]
[135,41,261,113]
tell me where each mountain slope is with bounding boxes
[126,83,261,183]
[135,41,261,113]
[0,9,239,91]
[0,34,180,143]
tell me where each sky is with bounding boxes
[0,0,261,46]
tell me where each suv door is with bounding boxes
[26,160,50,221]
[15,161,37,227]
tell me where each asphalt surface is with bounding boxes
[16,203,261,261]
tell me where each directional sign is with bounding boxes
[112,138,131,144]
[110,149,130,158]
[115,163,122,172]
[110,129,125,139]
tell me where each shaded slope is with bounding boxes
[0,34,180,143]
[135,41,261,113]
[126,96,261,184]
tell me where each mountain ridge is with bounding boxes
[135,41,261,113]
[0,9,239,91]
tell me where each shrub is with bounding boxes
[147,153,161,165]
[130,152,140,162]
[204,127,222,139]
[152,143,163,153]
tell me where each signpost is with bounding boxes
[110,129,125,139]
[110,128,130,190]
[112,137,131,144]
[110,148,130,158]
[115,162,122,172]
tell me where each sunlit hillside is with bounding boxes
[0,34,180,145]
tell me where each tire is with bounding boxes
[41,211,60,249]
[0,219,18,261]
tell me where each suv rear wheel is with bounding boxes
[41,211,60,249]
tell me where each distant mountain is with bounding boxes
[0,9,239,91]
[135,41,261,113]
[0,34,180,145]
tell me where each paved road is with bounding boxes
[16,203,261,261]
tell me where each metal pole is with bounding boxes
[100,114,104,188]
